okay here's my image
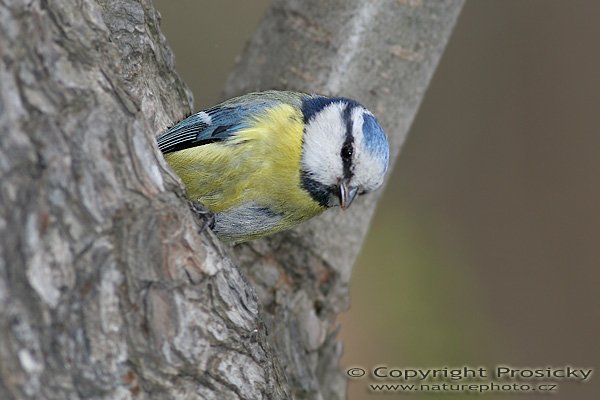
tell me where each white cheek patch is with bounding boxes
[351,109,386,192]
[301,102,346,185]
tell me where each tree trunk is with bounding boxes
[0,0,463,399]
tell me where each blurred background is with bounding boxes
[154,1,599,399]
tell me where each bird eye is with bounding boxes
[341,143,353,160]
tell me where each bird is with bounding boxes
[157,90,390,243]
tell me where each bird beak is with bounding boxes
[339,181,359,210]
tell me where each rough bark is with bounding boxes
[226,1,464,399]
[0,0,462,399]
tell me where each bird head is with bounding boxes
[300,96,390,209]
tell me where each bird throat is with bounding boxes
[300,171,335,208]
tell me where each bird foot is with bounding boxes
[188,201,215,234]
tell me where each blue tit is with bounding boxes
[157,90,389,243]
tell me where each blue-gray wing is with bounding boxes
[157,94,302,154]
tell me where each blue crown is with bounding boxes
[362,113,389,170]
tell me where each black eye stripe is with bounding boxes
[341,143,353,159]
[341,105,355,179]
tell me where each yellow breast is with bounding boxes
[164,103,325,237]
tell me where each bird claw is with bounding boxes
[188,201,215,234]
